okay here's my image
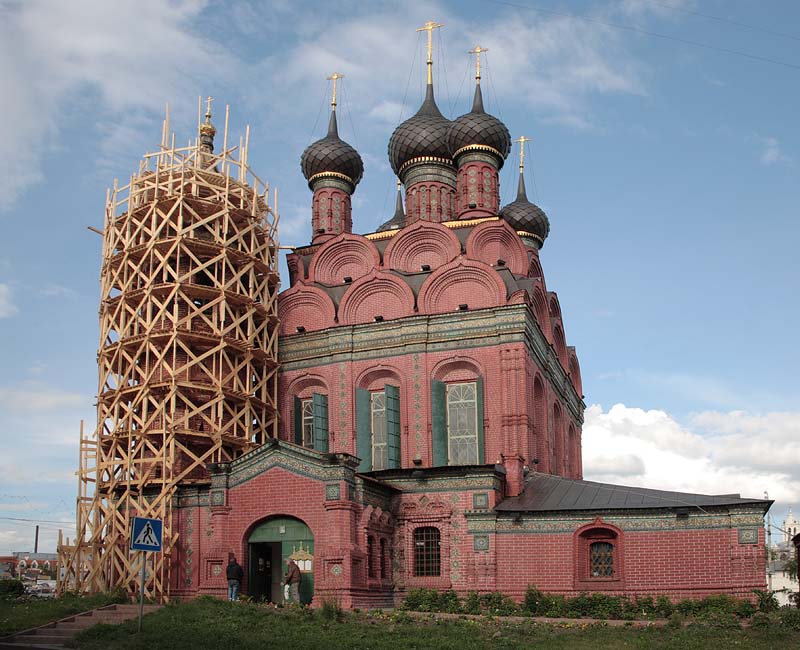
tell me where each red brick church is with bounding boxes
[169,32,770,607]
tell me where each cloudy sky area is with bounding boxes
[0,0,798,554]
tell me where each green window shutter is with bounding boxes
[312,393,329,452]
[431,380,447,466]
[293,395,302,445]
[386,384,401,469]
[476,377,485,464]
[356,388,372,472]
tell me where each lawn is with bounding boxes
[72,597,800,650]
[0,591,126,636]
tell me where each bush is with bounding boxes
[779,606,800,631]
[0,579,26,599]
[318,598,344,622]
[478,592,518,616]
[749,612,772,628]
[753,589,779,613]
[463,591,481,615]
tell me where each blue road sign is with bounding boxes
[130,517,163,552]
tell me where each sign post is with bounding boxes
[130,517,163,633]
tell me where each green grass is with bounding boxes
[0,592,126,636]
[72,597,800,650]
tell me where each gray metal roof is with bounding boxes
[495,473,772,513]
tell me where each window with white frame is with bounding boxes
[301,398,314,447]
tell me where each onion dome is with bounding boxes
[377,186,406,232]
[301,110,364,188]
[500,172,550,247]
[388,84,453,175]
[447,84,511,165]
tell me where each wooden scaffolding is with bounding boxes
[57,102,279,601]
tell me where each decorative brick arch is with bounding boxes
[533,373,548,473]
[553,323,568,368]
[548,292,562,319]
[308,233,380,285]
[382,220,460,273]
[338,272,415,325]
[568,350,582,396]
[356,365,404,391]
[465,220,528,275]
[531,285,551,339]
[528,254,545,282]
[418,258,506,315]
[278,284,336,335]
[430,356,483,383]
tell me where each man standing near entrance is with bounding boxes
[282,557,301,604]
[226,556,244,601]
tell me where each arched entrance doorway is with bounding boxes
[248,516,314,604]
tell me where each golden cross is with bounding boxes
[416,20,444,84]
[515,135,530,171]
[469,45,488,83]
[327,72,344,109]
[204,96,213,122]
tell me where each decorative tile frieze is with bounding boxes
[738,528,758,544]
[473,535,490,551]
[325,484,341,500]
[473,493,490,509]
[210,490,225,506]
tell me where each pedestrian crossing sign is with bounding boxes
[130,517,163,552]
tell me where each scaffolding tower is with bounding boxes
[57,101,279,601]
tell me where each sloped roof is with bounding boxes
[495,473,772,513]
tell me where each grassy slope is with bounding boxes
[73,598,800,650]
[0,592,125,636]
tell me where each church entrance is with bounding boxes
[247,516,314,604]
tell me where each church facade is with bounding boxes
[168,32,770,607]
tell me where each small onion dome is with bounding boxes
[388,84,452,175]
[447,84,511,166]
[500,172,550,247]
[301,110,364,188]
[377,187,406,232]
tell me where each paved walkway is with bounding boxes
[0,603,161,649]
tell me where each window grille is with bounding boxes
[413,527,441,577]
[589,541,614,577]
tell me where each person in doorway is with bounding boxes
[282,557,301,604]
[226,556,244,601]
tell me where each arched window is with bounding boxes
[356,380,401,472]
[293,392,328,451]
[430,366,485,467]
[576,525,622,586]
[413,527,441,577]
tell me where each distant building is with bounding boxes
[769,509,800,605]
[0,552,59,582]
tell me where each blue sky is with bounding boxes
[0,0,798,555]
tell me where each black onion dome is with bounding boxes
[500,173,550,245]
[377,188,405,232]
[301,111,364,186]
[447,85,511,165]
[388,84,452,174]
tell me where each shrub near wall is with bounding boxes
[402,587,780,622]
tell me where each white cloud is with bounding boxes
[0,283,18,318]
[0,383,85,413]
[583,403,800,506]
[755,135,790,166]
[39,284,77,298]
[0,0,236,212]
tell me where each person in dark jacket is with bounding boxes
[282,558,301,603]
[226,556,244,601]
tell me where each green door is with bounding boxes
[248,517,314,605]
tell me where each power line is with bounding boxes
[0,516,71,526]
[485,0,800,72]
[642,0,800,43]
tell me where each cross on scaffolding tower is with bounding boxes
[417,20,443,84]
